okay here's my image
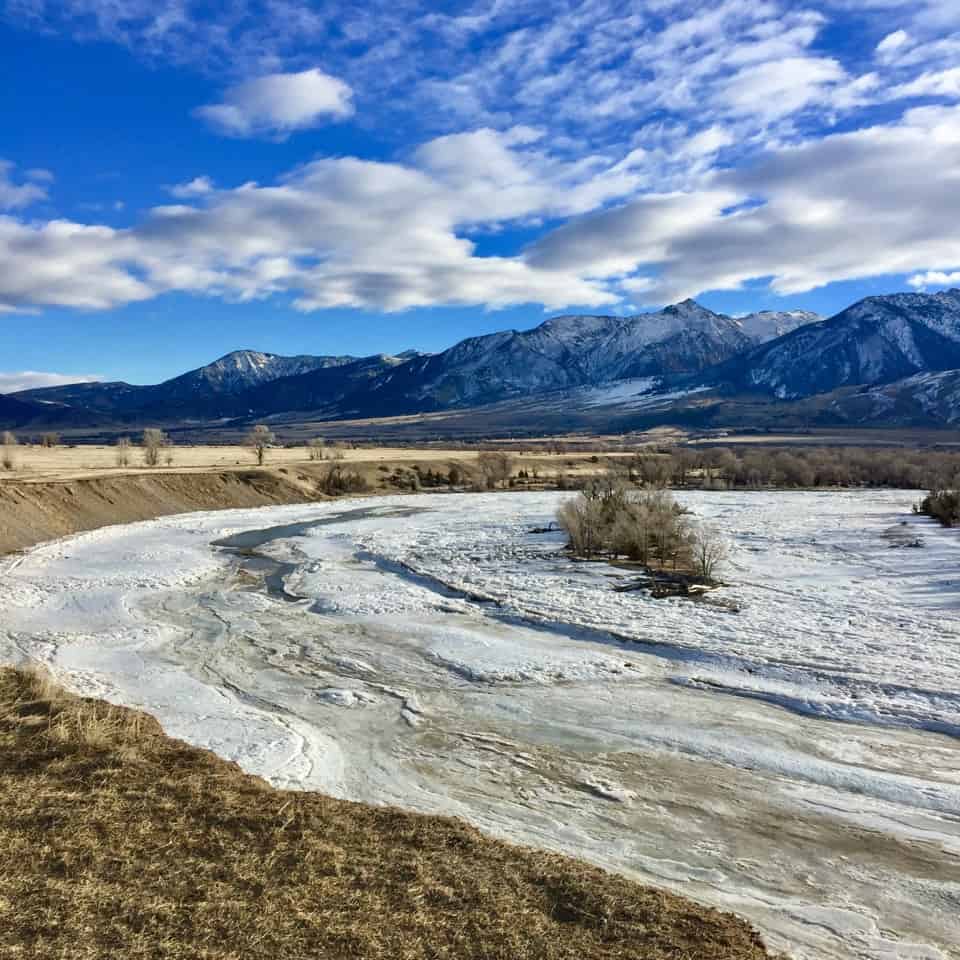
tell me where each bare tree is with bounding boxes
[477,450,514,489]
[246,424,276,465]
[40,432,60,449]
[1,431,16,471]
[690,523,728,580]
[307,437,326,461]
[557,495,606,557]
[141,428,167,467]
[115,437,132,467]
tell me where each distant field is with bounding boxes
[0,442,634,484]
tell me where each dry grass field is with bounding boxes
[0,443,636,484]
[0,665,774,960]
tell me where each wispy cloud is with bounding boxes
[0,371,101,394]
[168,176,215,198]
[0,159,48,210]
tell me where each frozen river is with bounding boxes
[1,490,958,958]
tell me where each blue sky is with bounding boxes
[2,0,960,388]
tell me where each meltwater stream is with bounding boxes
[1,491,958,959]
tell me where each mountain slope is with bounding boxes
[0,393,41,429]
[12,351,358,422]
[151,350,351,398]
[237,353,417,417]
[352,300,758,414]
[717,289,960,399]
[822,369,960,426]
[14,381,142,413]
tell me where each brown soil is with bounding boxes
[0,666,774,960]
[0,469,324,556]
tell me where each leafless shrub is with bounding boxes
[1,430,16,471]
[477,450,514,489]
[115,436,132,467]
[307,437,326,461]
[689,523,728,579]
[245,424,275,466]
[40,432,60,448]
[141,428,167,467]
[320,465,369,496]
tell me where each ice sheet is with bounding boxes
[2,491,959,959]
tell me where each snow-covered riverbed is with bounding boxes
[1,491,958,959]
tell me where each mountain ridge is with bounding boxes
[6,292,960,432]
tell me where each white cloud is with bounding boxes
[876,29,911,56]
[168,175,215,198]
[0,371,101,394]
[908,270,960,288]
[717,57,847,120]
[0,128,632,313]
[0,160,48,210]
[889,67,960,99]
[195,69,353,138]
[5,2,960,316]
[0,216,151,310]
[7,105,960,316]
[680,125,734,157]
[526,105,960,303]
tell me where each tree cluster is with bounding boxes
[556,476,727,578]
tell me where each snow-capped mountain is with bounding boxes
[357,300,759,413]
[10,350,361,422]
[735,310,821,344]
[234,353,416,417]
[718,289,960,399]
[5,291,960,432]
[159,350,352,397]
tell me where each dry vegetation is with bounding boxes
[556,477,727,579]
[0,665,773,960]
[917,488,960,526]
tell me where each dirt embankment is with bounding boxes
[0,469,323,556]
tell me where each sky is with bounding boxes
[2,0,960,388]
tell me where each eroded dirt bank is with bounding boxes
[0,469,322,556]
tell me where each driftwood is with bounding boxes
[614,570,740,612]
[613,571,716,596]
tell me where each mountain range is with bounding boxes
[4,291,960,436]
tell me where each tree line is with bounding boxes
[621,445,960,491]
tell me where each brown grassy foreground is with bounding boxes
[0,666,774,959]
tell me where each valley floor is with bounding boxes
[1,490,958,958]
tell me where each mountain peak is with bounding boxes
[662,297,711,316]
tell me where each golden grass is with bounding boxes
[0,665,775,960]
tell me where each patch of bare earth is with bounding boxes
[0,666,775,959]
